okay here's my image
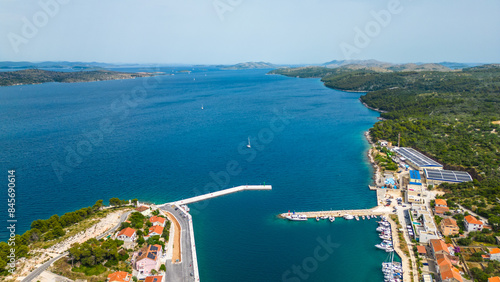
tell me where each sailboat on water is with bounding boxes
[247,137,251,148]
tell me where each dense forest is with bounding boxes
[0,69,157,86]
[271,64,500,226]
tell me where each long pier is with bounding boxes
[164,185,272,206]
[279,205,392,219]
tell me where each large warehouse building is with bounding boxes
[424,169,473,185]
[393,147,443,170]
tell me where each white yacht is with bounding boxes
[343,214,354,220]
[329,216,335,222]
[286,214,307,221]
[247,137,251,148]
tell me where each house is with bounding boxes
[489,248,500,262]
[136,206,152,216]
[434,250,463,282]
[430,239,450,256]
[116,227,137,242]
[135,244,163,275]
[435,206,450,215]
[439,218,459,236]
[149,216,166,227]
[417,245,427,256]
[145,225,164,239]
[145,276,164,282]
[107,271,132,282]
[489,277,500,282]
[464,215,483,232]
[435,199,448,207]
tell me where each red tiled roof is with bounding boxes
[149,216,166,225]
[430,239,450,254]
[145,276,163,282]
[136,206,149,212]
[465,215,483,225]
[117,227,136,238]
[490,248,500,254]
[435,206,450,214]
[417,245,427,254]
[489,277,500,282]
[441,217,458,227]
[148,225,164,236]
[108,271,132,282]
[435,199,447,206]
[137,244,163,262]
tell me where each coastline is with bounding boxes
[364,131,382,187]
[359,98,388,113]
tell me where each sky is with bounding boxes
[1,0,499,65]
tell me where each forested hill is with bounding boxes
[270,64,500,201]
[0,69,159,86]
[272,64,500,236]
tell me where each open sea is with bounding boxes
[0,68,398,281]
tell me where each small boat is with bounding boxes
[286,214,308,221]
[329,216,335,222]
[362,215,366,220]
[343,214,354,220]
[367,215,371,219]
[355,215,360,221]
[316,216,320,221]
[321,216,328,220]
[375,243,392,250]
[247,137,251,148]
[201,104,204,110]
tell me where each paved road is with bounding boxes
[22,210,132,282]
[160,205,196,282]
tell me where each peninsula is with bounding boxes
[0,69,161,87]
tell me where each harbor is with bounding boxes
[159,185,273,282]
[279,205,392,219]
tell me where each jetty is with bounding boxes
[162,185,272,206]
[279,205,392,219]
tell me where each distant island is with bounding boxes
[0,69,160,86]
[216,61,278,70]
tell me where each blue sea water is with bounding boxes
[0,68,396,281]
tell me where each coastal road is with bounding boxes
[21,209,132,282]
[160,205,196,282]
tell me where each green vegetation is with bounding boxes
[373,146,398,171]
[68,238,127,268]
[271,64,500,229]
[0,198,134,276]
[0,69,157,86]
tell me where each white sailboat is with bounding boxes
[247,137,251,148]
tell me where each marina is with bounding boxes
[279,205,392,219]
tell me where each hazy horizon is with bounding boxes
[1,0,500,64]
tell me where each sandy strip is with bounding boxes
[166,212,181,263]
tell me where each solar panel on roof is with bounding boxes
[147,253,156,260]
[150,245,158,251]
[424,169,472,183]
